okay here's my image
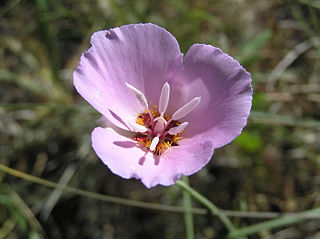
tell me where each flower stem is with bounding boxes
[176,180,235,232]
[181,176,194,239]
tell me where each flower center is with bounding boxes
[133,109,181,155]
[126,82,201,155]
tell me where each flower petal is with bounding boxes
[92,127,213,188]
[170,44,253,149]
[74,23,181,129]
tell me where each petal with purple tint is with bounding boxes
[73,23,181,129]
[167,53,183,80]
[92,127,213,188]
[170,44,253,149]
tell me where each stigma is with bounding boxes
[126,82,201,155]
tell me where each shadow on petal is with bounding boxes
[113,141,136,148]
[109,109,130,130]
[139,156,146,165]
[153,155,160,166]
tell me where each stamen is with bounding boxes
[149,137,159,151]
[128,120,148,133]
[125,82,148,109]
[172,97,201,120]
[158,82,170,117]
[168,122,189,135]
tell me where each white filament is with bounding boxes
[125,82,148,109]
[172,97,201,120]
[159,82,170,117]
[149,137,159,151]
[128,120,147,133]
[168,122,189,135]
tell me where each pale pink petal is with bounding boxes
[92,127,213,188]
[167,53,183,80]
[169,44,253,148]
[74,23,181,129]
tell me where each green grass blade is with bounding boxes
[227,207,320,238]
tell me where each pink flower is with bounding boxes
[73,23,252,188]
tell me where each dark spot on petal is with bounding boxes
[105,30,118,39]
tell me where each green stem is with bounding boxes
[182,177,194,239]
[0,164,206,215]
[227,207,320,238]
[176,180,235,232]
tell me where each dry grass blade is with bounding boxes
[267,40,312,91]
[40,164,77,220]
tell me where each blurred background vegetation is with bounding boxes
[1,0,320,238]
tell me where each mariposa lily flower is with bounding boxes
[73,23,252,188]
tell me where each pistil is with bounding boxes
[153,117,167,136]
